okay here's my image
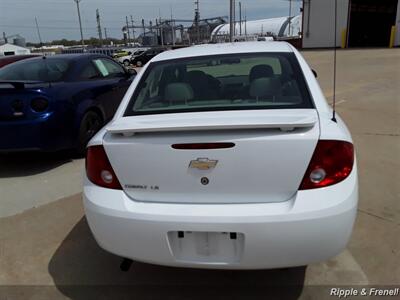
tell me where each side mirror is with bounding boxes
[312,69,318,78]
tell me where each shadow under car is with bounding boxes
[48,217,306,300]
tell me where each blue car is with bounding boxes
[0,54,135,153]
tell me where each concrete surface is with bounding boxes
[0,152,84,218]
[0,48,399,299]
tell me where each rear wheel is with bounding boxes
[123,60,130,66]
[136,61,143,67]
[77,110,103,155]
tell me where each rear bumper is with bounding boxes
[83,167,358,270]
[0,112,72,152]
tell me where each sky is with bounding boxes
[0,0,302,43]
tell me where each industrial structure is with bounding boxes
[211,15,302,42]
[0,33,30,56]
[210,0,399,48]
[0,43,31,56]
[119,1,298,47]
[302,0,400,48]
[4,0,397,54]
[187,17,227,44]
[0,33,27,47]
[122,16,227,46]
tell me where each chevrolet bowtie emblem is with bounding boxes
[189,158,218,170]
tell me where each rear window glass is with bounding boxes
[125,52,313,116]
[0,58,71,82]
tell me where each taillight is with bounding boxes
[299,140,354,190]
[31,98,49,112]
[86,145,122,190]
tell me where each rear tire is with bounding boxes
[76,110,103,156]
[123,60,130,66]
[136,61,143,67]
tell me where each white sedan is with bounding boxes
[83,42,358,270]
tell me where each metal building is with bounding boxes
[211,15,302,42]
[302,0,400,48]
[0,43,31,56]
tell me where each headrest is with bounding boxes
[160,66,177,81]
[249,64,274,82]
[249,77,281,98]
[187,70,206,76]
[164,83,194,103]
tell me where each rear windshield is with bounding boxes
[125,52,313,116]
[0,58,71,82]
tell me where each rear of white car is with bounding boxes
[83,42,357,269]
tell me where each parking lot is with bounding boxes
[0,48,399,299]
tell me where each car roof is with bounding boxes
[152,41,293,62]
[0,54,39,61]
[0,53,114,71]
[19,53,110,62]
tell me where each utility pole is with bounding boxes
[130,15,135,40]
[156,18,159,45]
[288,0,292,36]
[104,27,108,40]
[170,7,175,46]
[125,16,131,45]
[160,17,164,46]
[239,1,242,36]
[142,19,146,37]
[172,20,176,46]
[73,0,85,47]
[244,7,247,38]
[96,9,103,46]
[34,17,43,49]
[233,0,236,36]
[229,0,234,42]
[194,0,200,43]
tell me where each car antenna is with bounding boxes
[331,0,338,123]
[41,55,51,88]
[35,17,51,87]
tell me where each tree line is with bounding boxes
[26,37,126,48]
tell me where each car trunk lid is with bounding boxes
[103,109,320,204]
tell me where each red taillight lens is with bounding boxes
[86,145,122,190]
[31,98,49,112]
[299,140,354,190]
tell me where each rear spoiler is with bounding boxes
[106,114,317,135]
[0,80,49,89]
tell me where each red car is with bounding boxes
[0,55,39,68]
